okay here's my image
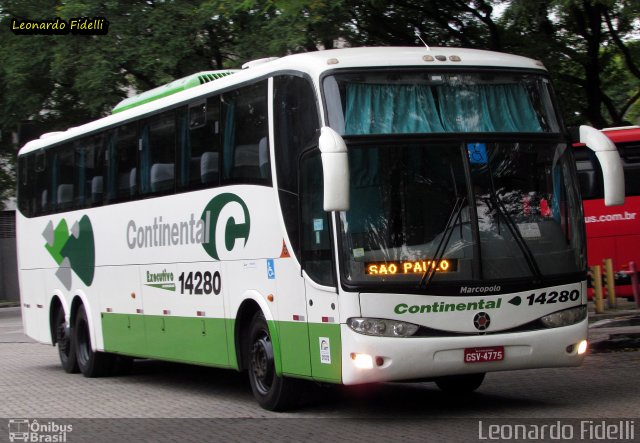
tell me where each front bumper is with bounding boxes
[340,318,588,385]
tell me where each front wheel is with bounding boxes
[435,373,485,394]
[247,312,299,411]
[54,307,78,373]
[74,305,114,377]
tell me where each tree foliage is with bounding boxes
[0,0,638,206]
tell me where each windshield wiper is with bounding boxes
[486,194,544,283]
[419,196,466,289]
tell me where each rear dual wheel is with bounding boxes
[54,308,78,373]
[74,305,131,377]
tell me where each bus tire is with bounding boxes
[435,373,485,394]
[54,307,79,374]
[74,305,114,378]
[247,312,299,411]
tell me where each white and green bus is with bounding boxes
[17,47,624,411]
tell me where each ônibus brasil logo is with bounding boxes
[126,193,251,260]
[43,215,95,290]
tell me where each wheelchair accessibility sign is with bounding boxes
[467,143,488,164]
[267,259,276,279]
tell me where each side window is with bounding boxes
[619,142,640,197]
[274,75,320,260]
[107,124,138,201]
[17,154,35,216]
[34,150,48,214]
[221,81,270,183]
[300,151,335,287]
[49,144,74,211]
[274,75,319,192]
[141,111,176,195]
[178,97,221,190]
[74,135,106,207]
[574,147,603,200]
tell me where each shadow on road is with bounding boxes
[96,359,554,416]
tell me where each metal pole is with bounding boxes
[592,265,605,314]
[603,258,617,309]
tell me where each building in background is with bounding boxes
[0,200,18,302]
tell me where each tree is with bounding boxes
[502,0,640,127]
[0,0,255,208]
[0,0,639,208]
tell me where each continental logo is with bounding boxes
[395,298,502,314]
[43,215,95,290]
[126,193,250,260]
[201,193,250,260]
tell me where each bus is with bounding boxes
[17,47,624,411]
[575,126,640,298]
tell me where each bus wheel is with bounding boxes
[247,312,299,411]
[435,373,485,394]
[54,308,78,373]
[74,305,114,377]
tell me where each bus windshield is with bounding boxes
[336,140,585,286]
[323,70,584,287]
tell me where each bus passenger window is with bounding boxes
[108,125,138,201]
[221,81,270,183]
[50,145,74,211]
[141,111,176,195]
[74,135,106,207]
[179,98,221,190]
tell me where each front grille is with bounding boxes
[412,318,548,337]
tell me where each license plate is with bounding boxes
[464,346,504,363]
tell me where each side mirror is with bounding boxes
[579,125,625,206]
[318,126,350,211]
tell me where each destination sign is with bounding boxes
[365,259,456,275]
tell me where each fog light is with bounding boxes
[577,340,588,355]
[350,352,373,369]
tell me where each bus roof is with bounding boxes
[18,46,547,156]
[111,70,238,114]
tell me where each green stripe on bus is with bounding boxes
[101,313,232,368]
[308,323,341,383]
[101,313,342,382]
[277,321,311,377]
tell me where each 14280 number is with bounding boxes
[178,271,221,295]
[526,289,579,305]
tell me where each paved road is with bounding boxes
[1,307,638,442]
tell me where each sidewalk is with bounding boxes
[588,298,640,352]
[588,297,639,321]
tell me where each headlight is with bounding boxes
[347,317,419,337]
[540,305,587,328]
